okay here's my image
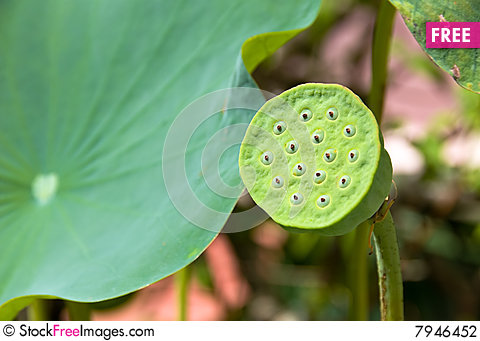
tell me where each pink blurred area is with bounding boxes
[385,14,461,175]
[92,235,250,321]
[385,14,458,136]
[93,277,222,321]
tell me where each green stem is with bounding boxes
[27,299,50,321]
[373,211,404,320]
[66,301,91,321]
[369,0,396,122]
[348,221,371,320]
[176,266,191,321]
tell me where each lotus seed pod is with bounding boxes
[238,83,392,236]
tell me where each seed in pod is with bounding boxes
[273,121,286,135]
[300,109,312,122]
[313,170,327,184]
[272,176,284,188]
[285,140,298,154]
[312,130,324,144]
[290,193,304,205]
[261,151,273,165]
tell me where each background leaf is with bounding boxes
[389,0,480,93]
[0,0,321,318]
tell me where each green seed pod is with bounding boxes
[239,83,392,236]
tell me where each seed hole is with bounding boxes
[273,121,287,135]
[261,151,273,165]
[344,124,356,137]
[299,109,312,122]
[323,149,337,163]
[338,175,351,188]
[293,162,306,176]
[326,107,338,120]
[316,195,330,208]
[348,149,359,162]
[313,170,326,184]
[290,192,304,205]
[271,176,284,188]
[285,140,298,154]
[311,129,324,144]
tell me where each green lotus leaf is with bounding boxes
[389,0,480,93]
[239,83,392,236]
[0,0,322,319]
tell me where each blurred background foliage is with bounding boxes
[19,0,480,321]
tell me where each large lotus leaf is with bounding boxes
[389,0,480,93]
[0,0,321,319]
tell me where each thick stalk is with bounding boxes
[348,221,371,320]
[176,266,191,321]
[373,211,404,320]
[369,0,396,121]
[66,301,91,321]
